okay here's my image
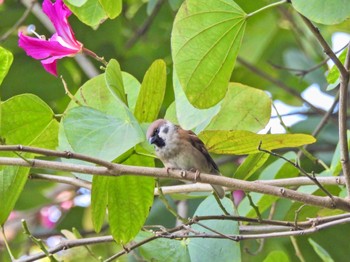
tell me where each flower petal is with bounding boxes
[41,55,67,76]
[18,32,78,59]
[42,0,81,50]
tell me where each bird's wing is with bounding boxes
[183,129,220,174]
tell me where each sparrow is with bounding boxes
[146,119,225,199]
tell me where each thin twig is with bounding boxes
[237,57,325,114]
[258,142,335,202]
[290,236,306,262]
[125,0,165,48]
[60,76,82,106]
[246,193,262,221]
[0,1,34,42]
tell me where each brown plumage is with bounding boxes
[147,119,225,198]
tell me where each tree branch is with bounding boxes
[17,214,350,262]
[1,153,350,211]
[299,14,350,198]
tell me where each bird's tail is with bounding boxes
[211,184,225,199]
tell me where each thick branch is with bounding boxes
[1,156,350,211]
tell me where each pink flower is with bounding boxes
[232,190,245,207]
[18,0,82,76]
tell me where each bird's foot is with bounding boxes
[190,169,201,182]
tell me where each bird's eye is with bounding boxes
[153,128,159,136]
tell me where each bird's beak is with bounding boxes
[148,136,157,144]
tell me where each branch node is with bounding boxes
[280,188,286,195]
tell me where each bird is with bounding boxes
[146,119,225,199]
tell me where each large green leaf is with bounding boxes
[0,46,13,86]
[172,0,247,108]
[65,0,107,27]
[206,83,271,131]
[0,94,59,224]
[62,106,143,161]
[99,0,122,19]
[134,59,167,123]
[199,130,316,155]
[108,154,155,244]
[292,0,350,25]
[58,73,142,181]
[173,69,221,132]
[188,196,240,262]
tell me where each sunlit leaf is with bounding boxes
[0,46,13,86]
[172,0,247,108]
[292,0,350,25]
[99,0,122,19]
[65,0,107,27]
[188,196,240,261]
[206,83,271,131]
[199,130,316,155]
[134,59,167,123]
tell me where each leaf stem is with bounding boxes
[246,0,287,18]
[1,226,15,261]
[83,47,108,66]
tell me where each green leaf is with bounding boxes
[0,46,13,86]
[65,0,87,7]
[0,166,30,225]
[1,94,58,148]
[234,152,269,180]
[91,176,108,232]
[199,130,316,155]
[108,154,155,244]
[123,72,141,112]
[99,0,122,19]
[137,231,190,262]
[188,196,240,262]
[134,59,167,123]
[308,238,334,262]
[173,69,220,131]
[263,251,290,262]
[59,73,142,180]
[171,0,247,108]
[292,0,350,25]
[105,59,127,105]
[206,83,271,131]
[238,7,278,64]
[65,0,107,27]
[62,106,143,161]
[0,94,59,224]
[326,48,347,85]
